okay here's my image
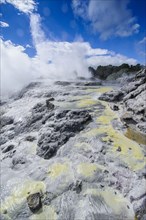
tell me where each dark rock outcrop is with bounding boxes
[99,90,124,102]
[37,110,92,159]
[75,81,102,86]
[89,63,142,80]
[54,81,72,86]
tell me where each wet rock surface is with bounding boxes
[0,77,146,220]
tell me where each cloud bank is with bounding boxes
[1,0,138,97]
[72,0,140,40]
[1,0,36,14]
[1,39,35,97]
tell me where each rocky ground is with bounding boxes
[99,69,146,143]
[0,74,146,220]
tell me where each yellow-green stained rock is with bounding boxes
[68,95,91,101]
[95,87,113,93]
[97,109,117,125]
[95,101,145,171]
[101,125,145,171]
[77,99,97,108]
[0,180,46,215]
[82,99,145,171]
[48,163,69,179]
[77,163,104,177]
[30,205,57,220]
[86,87,112,94]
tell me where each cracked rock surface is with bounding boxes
[0,78,146,220]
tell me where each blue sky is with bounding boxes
[1,0,145,63]
[0,0,146,96]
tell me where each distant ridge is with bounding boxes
[88,63,143,80]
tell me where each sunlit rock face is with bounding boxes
[99,68,146,142]
[0,77,146,220]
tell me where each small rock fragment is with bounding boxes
[27,192,42,213]
[25,136,36,142]
[46,100,54,110]
[2,144,14,153]
[117,146,122,152]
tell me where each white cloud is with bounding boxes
[0,0,138,97]
[36,41,137,76]
[0,0,36,14]
[29,13,137,79]
[136,37,146,59]
[0,39,35,97]
[87,53,137,67]
[72,0,87,18]
[138,37,146,44]
[30,13,46,46]
[1,35,137,97]
[0,21,9,27]
[1,40,138,98]
[72,0,140,40]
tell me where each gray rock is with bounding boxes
[2,144,14,153]
[137,123,146,133]
[99,90,124,102]
[76,81,102,86]
[69,180,82,194]
[0,116,14,128]
[141,214,146,220]
[37,109,92,159]
[125,90,146,115]
[123,83,145,102]
[133,197,146,220]
[12,156,26,168]
[46,97,54,102]
[121,112,137,125]
[46,100,54,110]
[55,81,72,86]
[25,136,36,142]
[111,104,119,111]
[27,192,42,213]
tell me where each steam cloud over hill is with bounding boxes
[1,0,138,97]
